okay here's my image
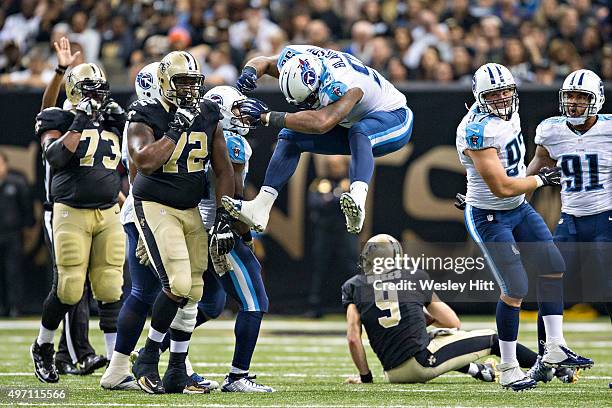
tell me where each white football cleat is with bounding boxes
[221,375,274,392]
[190,372,219,391]
[541,342,593,369]
[100,367,140,391]
[222,196,269,233]
[340,192,365,234]
[498,362,537,391]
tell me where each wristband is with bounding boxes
[534,175,544,188]
[165,125,182,144]
[55,66,67,75]
[68,112,89,133]
[360,371,373,383]
[243,65,257,76]
[268,111,287,128]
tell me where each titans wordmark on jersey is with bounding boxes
[456,103,526,210]
[35,107,123,209]
[276,45,406,128]
[535,115,612,216]
[128,98,221,209]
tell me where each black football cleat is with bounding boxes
[133,349,164,394]
[55,359,80,375]
[162,365,189,394]
[137,371,165,394]
[79,354,108,375]
[31,341,59,383]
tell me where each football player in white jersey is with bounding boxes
[222,45,413,234]
[525,69,611,382]
[456,63,592,391]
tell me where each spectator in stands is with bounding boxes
[100,14,133,67]
[204,45,238,86]
[361,0,389,37]
[405,9,451,70]
[343,20,375,64]
[69,10,101,64]
[0,0,40,52]
[434,62,454,83]
[0,150,35,317]
[503,38,534,83]
[556,6,581,43]
[310,0,343,39]
[416,46,441,81]
[229,6,281,55]
[0,42,25,74]
[369,36,392,76]
[441,0,478,31]
[306,19,332,49]
[533,60,556,85]
[168,26,192,51]
[451,46,473,82]
[289,8,311,44]
[387,57,408,84]
[0,45,53,88]
[578,23,604,71]
[479,15,504,63]
[548,38,581,80]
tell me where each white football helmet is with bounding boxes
[204,85,251,136]
[472,63,518,121]
[278,55,323,110]
[135,62,161,100]
[559,69,605,125]
[359,234,403,275]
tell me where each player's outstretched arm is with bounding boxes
[126,121,175,175]
[236,55,280,92]
[467,148,557,197]
[425,294,461,329]
[346,304,372,382]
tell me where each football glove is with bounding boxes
[166,107,199,143]
[209,207,235,256]
[454,193,466,210]
[135,235,151,267]
[69,97,100,132]
[236,66,258,93]
[209,243,232,276]
[102,98,125,117]
[536,167,561,187]
[238,98,270,127]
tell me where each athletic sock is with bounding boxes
[106,351,130,371]
[115,295,149,356]
[262,139,301,191]
[185,357,195,376]
[496,300,520,364]
[231,311,263,372]
[229,366,248,380]
[537,276,565,345]
[160,331,171,353]
[348,131,375,183]
[37,325,55,346]
[104,332,117,359]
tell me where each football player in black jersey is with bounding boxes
[31,63,126,383]
[126,51,235,394]
[343,234,543,384]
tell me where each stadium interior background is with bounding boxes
[0,0,610,316]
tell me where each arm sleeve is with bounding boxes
[341,280,356,308]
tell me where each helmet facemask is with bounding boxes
[293,91,321,111]
[224,100,253,135]
[559,89,597,126]
[167,74,205,109]
[478,85,518,121]
[77,79,110,106]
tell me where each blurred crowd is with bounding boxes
[0,0,610,89]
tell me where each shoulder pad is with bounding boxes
[35,108,74,139]
[127,98,164,128]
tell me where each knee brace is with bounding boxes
[98,299,122,333]
[170,301,198,333]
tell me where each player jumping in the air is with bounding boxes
[456,63,593,391]
[525,69,611,382]
[343,234,543,384]
[222,45,413,234]
[32,63,126,383]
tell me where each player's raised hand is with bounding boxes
[454,193,466,210]
[166,106,199,143]
[536,167,562,186]
[102,98,125,116]
[236,66,258,93]
[209,207,236,255]
[238,98,270,127]
[53,36,80,68]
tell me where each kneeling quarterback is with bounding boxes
[32,63,126,383]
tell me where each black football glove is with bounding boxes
[166,107,199,143]
[69,97,100,132]
[454,193,466,210]
[209,207,236,255]
[536,166,561,187]
[101,98,127,127]
[236,66,258,93]
[238,98,270,127]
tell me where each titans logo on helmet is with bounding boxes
[136,72,153,90]
[299,59,316,86]
[208,94,224,105]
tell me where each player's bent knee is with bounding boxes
[169,274,193,299]
[91,267,124,303]
[56,273,85,305]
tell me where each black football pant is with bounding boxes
[43,210,95,363]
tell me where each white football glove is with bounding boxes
[75,97,101,117]
[428,327,458,339]
[135,235,151,267]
